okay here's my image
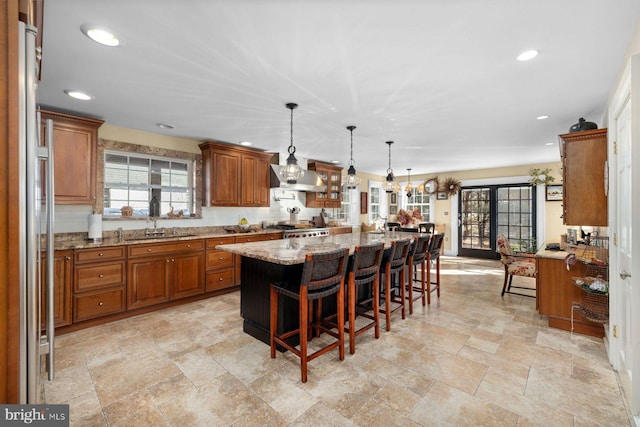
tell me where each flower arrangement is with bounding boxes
[442,177,462,196]
[396,207,424,226]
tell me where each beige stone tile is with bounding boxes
[495,336,572,378]
[248,370,318,423]
[409,381,519,426]
[64,390,106,426]
[89,353,182,406]
[44,363,95,404]
[352,398,422,427]
[147,373,197,407]
[103,389,167,427]
[171,348,226,386]
[288,402,357,427]
[371,381,421,415]
[362,355,434,397]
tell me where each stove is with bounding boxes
[267,224,330,238]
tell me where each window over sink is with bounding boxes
[103,150,195,218]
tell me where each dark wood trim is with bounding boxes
[2,0,21,403]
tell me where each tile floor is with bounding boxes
[44,257,630,426]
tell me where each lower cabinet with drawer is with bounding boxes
[73,246,126,322]
[127,239,205,310]
[206,236,236,291]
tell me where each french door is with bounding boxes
[458,184,536,259]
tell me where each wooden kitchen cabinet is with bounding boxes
[559,128,608,226]
[127,239,205,309]
[205,236,236,292]
[305,161,342,208]
[241,153,271,207]
[41,250,73,328]
[199,141,272,207]
[73,246,126,322]
[40,109,104,205]
[536,255,603,337]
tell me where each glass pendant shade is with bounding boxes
[383,141,398,193]
[343,125,361,190]
[280,103,303,184]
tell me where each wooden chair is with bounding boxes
[270,248,349,383]
[427,233,445,304]
[345,242,385,354]
[496,234,536,297]
[418,222,435,234]
[379,238,412,331]
[405,234,431,314]
[386,221,400,231]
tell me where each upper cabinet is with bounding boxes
[305,161,342,208]
[199,141,272,207]
[40,110,104,205]
[559,128,608,226]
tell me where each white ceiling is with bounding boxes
[38,0,640,177]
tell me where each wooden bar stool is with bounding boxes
[269,248,349,383]
[427,233,445,304]
[405,234,431,314]
[379,238,412,331]
[345,242,385,354]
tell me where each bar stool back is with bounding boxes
[405,234,431,314]
[346,242,385,354]
[427,233,445,304]
[270,248,349,383]
[379,238,412,331]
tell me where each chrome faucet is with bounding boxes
[145,218,165,236]
[117,227,124,242]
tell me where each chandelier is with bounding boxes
[343,125,361,190]
[405,168,413,198]
[279,103,304,184]
[382,141,398,193]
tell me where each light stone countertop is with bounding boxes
[54,229,283,251]
[217,231,421,265]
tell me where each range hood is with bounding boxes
[270,164,327,192]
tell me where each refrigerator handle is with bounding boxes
[44,119,55,380]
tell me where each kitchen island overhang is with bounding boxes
[217,232,422,346]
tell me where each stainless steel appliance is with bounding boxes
[18,21,56,404]
[268,224,330,238]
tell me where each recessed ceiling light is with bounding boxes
[331,160,340,164]
[239,141,252,146]
[81,24,120,47]
[537,115,550,120]
[156,123,174,129]
[64,89,92,100]
[545,142,554,146]
[517,50,538,61]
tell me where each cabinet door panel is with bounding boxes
[127,257,170,309]
[211,150,240,206]
[41,250,72,328]
[171,252,205,299]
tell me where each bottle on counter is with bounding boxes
[149,195,160,217]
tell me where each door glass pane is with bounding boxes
[461,188,491,251]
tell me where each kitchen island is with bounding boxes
[218,231,420,346]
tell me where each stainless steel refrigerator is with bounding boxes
[18,20,55,404]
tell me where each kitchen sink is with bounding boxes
[125,234,197,241]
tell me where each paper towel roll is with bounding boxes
[88,213,103,241]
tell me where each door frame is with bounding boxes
[449,176,546,256]
[607,54,640,424]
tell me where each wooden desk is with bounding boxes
[536,248,604,337]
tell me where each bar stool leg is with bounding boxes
[300,287,308,383]
[337,283,345,361]
[384,267,391,331]
[436,256,441,297]
[427,256,432,305]
[407,264,414,315]
[373,274,380,338]
[421,259,427,306]
[400,265,406,319]
[348,273,356,354]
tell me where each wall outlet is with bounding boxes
[444,211,448,215]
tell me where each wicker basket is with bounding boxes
[571,277,609,324]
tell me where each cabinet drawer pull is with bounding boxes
[166,259,170,263]
[187,244,191,248]
[99,253,104,256]
[66,256,72,260]
[148,248,152,252]
[99,274,104,278]
[98,302,104,306]
[218,257,224,260]
[219,277,224,281]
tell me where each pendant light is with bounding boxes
[382,141,398,193]
[405,168,413,198]
[343,125,361,190]
[280,103,304,184]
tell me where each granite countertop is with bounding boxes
[217,231,419,265]
[54,229,283,250]
[535,244,571,260]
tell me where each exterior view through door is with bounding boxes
[458,185,536,259]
